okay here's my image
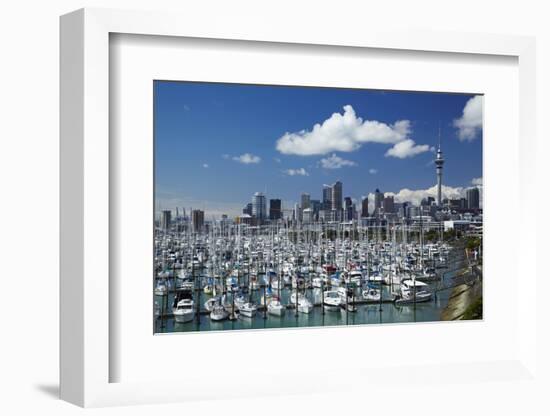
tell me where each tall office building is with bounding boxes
[300,193,311,210]
[466,187,480,209]
[361,196,369,218]
[383,195,395,213]
[191,209,204,232]
[269,199,282,220]
[331,181,343,211]
[252,192,267,221]
[310,199,321,221]
[344,196,353,221]
[243,202,253,216]
[421,196,435,206]
[302,208,313,223]
[374,188,383,216]
[161,210,171,230]
[322,185,332,211]
[294,202,301,222]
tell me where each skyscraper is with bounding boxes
[192,209,204,232]
[161,210,171,230]
[252,192,267,221]
[243,203,253,216]
[466,187,480,209]
[310,199,321,221]
[344,196,353,221]
[374,188,383,216]
[435,130,445,206]
[383,195,395,213]
[331,181,343,211]
[361,196,369,218]
[300,193,311,210]
[294,202,301,222]
[269,199,282,220]
[302,208,313,223]
[322,185,332,211]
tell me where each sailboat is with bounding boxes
[267,296,286,316]
[290,291,313,314]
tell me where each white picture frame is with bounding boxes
[60,7,537,407]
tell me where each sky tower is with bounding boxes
[435,127,445,206]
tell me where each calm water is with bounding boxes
[155,254,467,334]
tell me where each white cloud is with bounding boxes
[202,163,209,168]
[232,153,261,164]
[369,168,378,174]
[274,157,281,163]
[319,154,357,169]
[385,139,431,159]
[276,105,412,156]
[222,154,230,159]
[367,184,466,209]
[453,95,483,141]
[471,177,482,186]
[284,168,309,176]
[183,104,191,111]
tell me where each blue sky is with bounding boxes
[154,81,482,218]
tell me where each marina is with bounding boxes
[154,222,481,333]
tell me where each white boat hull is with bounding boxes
[323,303,340,312]
[268,305,286,316]
[173,309,194,323]
[298,304,313,314]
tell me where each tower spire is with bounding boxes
[438,122,441,150]
[435,123,445,207]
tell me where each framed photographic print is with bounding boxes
[60,7,537,408]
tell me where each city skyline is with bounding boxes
[155,81,483,218]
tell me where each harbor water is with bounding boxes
[155,254,469,334]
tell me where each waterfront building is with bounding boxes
[192,209,204,232]
[252,192,267,221]
[269,199,282,220]
[466,187,480,209]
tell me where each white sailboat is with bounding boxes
[290,292,314,314]
[267,297,286,316]
[210,304,229,321]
